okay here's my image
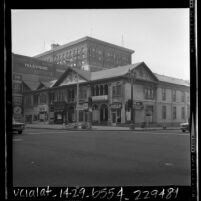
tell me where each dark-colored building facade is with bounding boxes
[12,53,67,122]
[34,36,134,72]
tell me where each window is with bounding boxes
[104,85,108,95]
[181,91,185,102]
[40,93,47,104]
[181,107,185,119]
[162,106,166,119]
[100,85,104,95]
[172,90,176,102]
[68,88,75,101]
[24,95,32,106]
[49,93,55,104]
[173,106,177,120]
[162,88,166,101]
[33,94,39,105]
[55,91,65,102]
[144,87,154,99]
[79,88,87,100]
[112,84,122,97]
[96,85,99,96]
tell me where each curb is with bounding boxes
[25,126,180,131]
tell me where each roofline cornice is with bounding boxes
[34,36,134,58]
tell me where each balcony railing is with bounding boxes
[92,95,108,101]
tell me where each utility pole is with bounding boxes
[128,69,136,130]
[76,73,79,126]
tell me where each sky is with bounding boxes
[11,9,190,80]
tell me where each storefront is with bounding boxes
[38,104,49,122]
[54,102,67,124]
[110,102,122,125]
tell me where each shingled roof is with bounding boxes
[154,73,190,86]
[90,62,143,81]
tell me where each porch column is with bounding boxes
[108,83,112,125]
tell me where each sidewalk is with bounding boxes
[25,123,180,131]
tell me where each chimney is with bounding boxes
[51,43,60,50]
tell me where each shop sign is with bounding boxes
[39,105,48,112]
[49,112,54,118]
[24,63,48,71]
[13,74,22,82]
[83,103,88,110]
[92,95,108,101]
[54,102,66,111]
[12,83,22,93]
[13,106,22,115]
[13,96,22,105]
[76,105,84,110]
[110,102,122,109]
[134,101,144,110]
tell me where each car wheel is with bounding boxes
[18,130,22,134]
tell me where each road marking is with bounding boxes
[164,162,174,166]
[27,131,72,135]
[13,139,23,141]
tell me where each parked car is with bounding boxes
[180,122,189,132]
[13,118,25,134]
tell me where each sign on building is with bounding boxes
[13,106,22,115]
[134,101,144,110]
[110,102,122,109]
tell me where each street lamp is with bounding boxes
[128,69,136,129]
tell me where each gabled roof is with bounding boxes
[154,73,190,86]
[36,81,54,90]
[52,67,91,87]
[22,80,40,91]
[91,62,159,82]
[52,62,159,87]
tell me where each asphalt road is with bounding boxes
[12,128,191,187]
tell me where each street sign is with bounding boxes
[13,106,22,114]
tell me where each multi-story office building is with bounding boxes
[34,36,134,72]
[23,62,190,127]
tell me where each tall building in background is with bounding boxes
[34,36,134,72]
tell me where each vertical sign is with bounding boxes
[13,73,23,121]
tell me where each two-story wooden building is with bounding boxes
[23,62,190,127]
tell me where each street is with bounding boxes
[13,128,191,187]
